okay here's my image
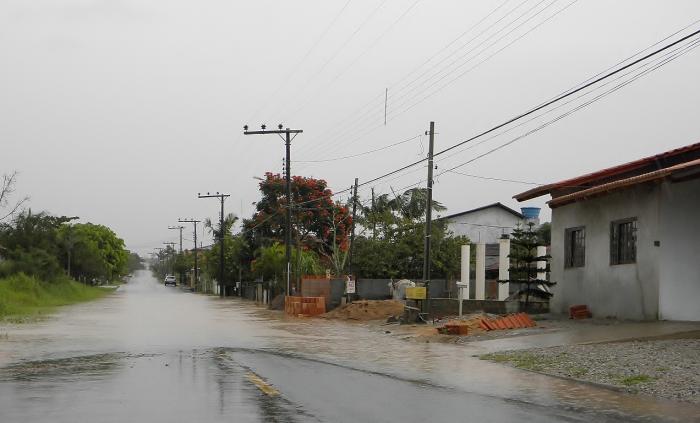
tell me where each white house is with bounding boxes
[515,142,700,321]
[442,202,527,244]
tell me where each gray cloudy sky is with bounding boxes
[2,0,700,255]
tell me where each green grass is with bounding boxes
[480,352,552,371]
[0,273,114,322]
[619,374,654,386]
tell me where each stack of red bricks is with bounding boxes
[284,296,326,317]
[478,313,537,331]
[569,304,592,319]
[440,322,470,335]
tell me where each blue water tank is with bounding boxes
[520,207,541,219]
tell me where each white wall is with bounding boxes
[445,207,523,244]
[659,178,700,321]
[550,184,660,320]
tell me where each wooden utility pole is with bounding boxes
[243,124,303,296]
[422,121,435,316]
[168,225,185,286]
[348,178,359,275]
[198,192,230,297]
[178,218,200,291]
[371,187,376,240]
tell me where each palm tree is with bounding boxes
[203,213,238,240]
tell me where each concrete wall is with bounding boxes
[356,279,392,299]
[446,207,523,244]
[659,179,700,321]
[550,184,660,320]
[429,299,548,316]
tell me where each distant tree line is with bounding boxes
[0,172,132,284]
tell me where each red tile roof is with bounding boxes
[514,142,700,204]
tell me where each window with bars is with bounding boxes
[564,227,585,268]
[610,218,637,265]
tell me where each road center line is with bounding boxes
[246,372,279,396]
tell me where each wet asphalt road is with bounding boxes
[1,270,698,422]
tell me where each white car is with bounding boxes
[164,275,177,286]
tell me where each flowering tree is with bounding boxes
[244,173,352,273]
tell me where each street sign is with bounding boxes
[405,287,426,300]
[346,277,356,294]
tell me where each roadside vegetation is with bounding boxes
[0,171,135,321]
[151,172,469,293]
[0,273,113,322]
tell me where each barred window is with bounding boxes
[564,227,585,268]
[610,218,637,265]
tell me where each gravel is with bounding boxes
[482,339,700,403]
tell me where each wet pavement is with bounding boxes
[1,270,698,422]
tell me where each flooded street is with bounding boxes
[1,270,698,422]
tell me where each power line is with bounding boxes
[286,0,422,122]
[302,0,571,161]
[267,24,700,212]
[386,0,577,122]
[435,37,700,176]
[431,36,691,166]
[267,0,389,120]
[245,0,353,124]
[445,170,543,185]
[292,0,518,158]
[295,134,421,163]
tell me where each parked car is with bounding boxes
[164,275,177,286]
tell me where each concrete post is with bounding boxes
[460,244,470,300]
[537,245,548,293]
[475,243,486,300]
[498,237,510,300]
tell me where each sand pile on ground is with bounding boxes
[321,300,404,321]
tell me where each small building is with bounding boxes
[442,202,527,244]
[515,142,700,321]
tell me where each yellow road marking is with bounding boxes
[246,372,279,396]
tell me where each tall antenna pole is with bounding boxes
[384,88,388,125]
[243,123,303,297]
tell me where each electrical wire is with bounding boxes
[285,0,422,122]
[295,134,421,163]
[435,37,700,176]
[302,0,571,161]
[292,0,517,158]
[245,0,353,124]
[254,25,700,213]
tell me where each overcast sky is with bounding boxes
[2,0,700,255]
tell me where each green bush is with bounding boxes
[0,273,112,321]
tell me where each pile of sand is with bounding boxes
[321,300,405,321]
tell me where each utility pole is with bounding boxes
[179,218,201,291]
[422,121,435,316]
[163,242,176,274]
[371,187,376,240]
[168,226,184,253]
[153,247,165,278]
[198,192,230,298]
[168,225,184,285]
[348,178,358,276]
[243,123,303,296]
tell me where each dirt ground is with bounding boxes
[320,300,404,321]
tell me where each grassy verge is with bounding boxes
[0,273,115,322]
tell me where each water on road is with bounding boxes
[1,270,697,422]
